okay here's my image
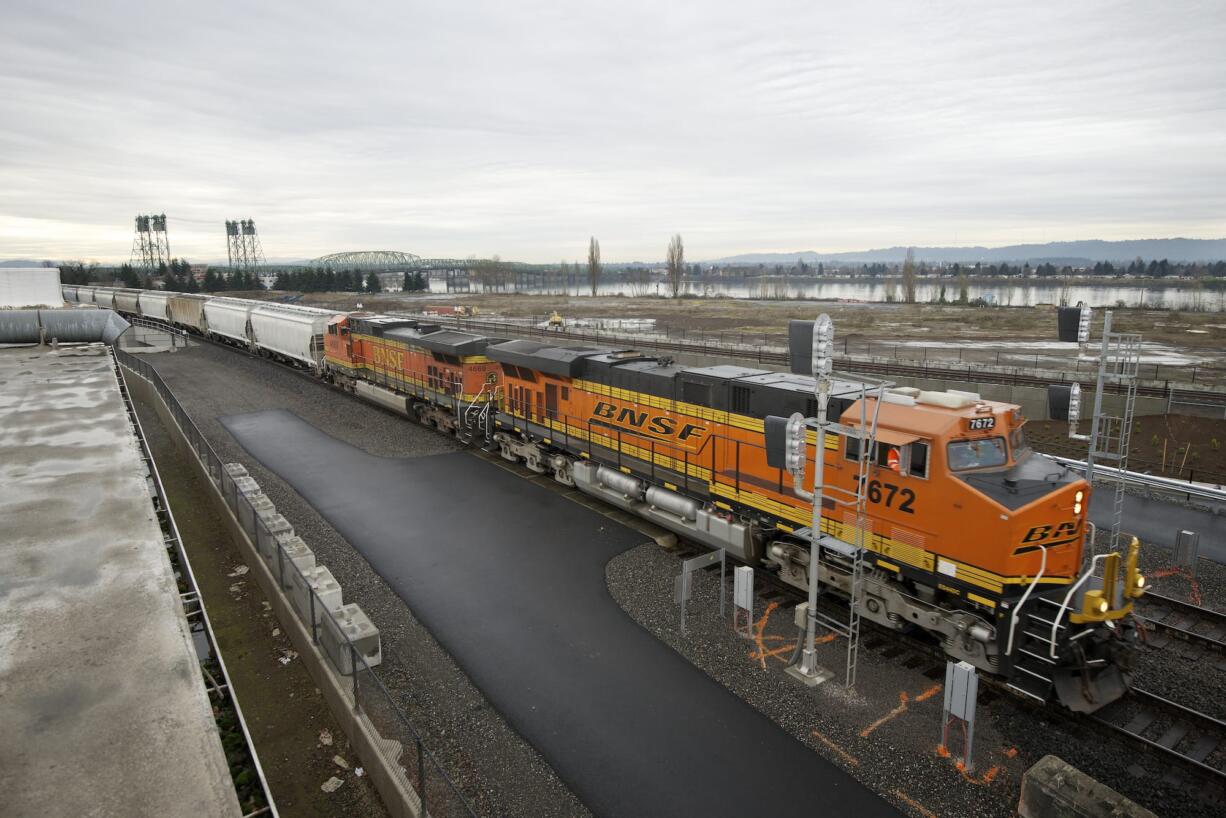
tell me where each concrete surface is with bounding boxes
[0,344,241,817]
[1017,755,1158,818]
[1089,490,1226,563]
[221,408,900,818]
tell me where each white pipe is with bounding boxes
[1005,544,1047,658]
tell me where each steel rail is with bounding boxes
[1135,592,1226,652]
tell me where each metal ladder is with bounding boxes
[807,382,886,688]
[1084,314,1142,557]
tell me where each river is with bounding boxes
[430,275,1225,311]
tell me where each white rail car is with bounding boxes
[62,285,79,303]
[249,304,337,370]
[138,291,172,322]
[168,293,210,333]
[92,287,117,310]
[204,297,257,346]
[113,289,142,315]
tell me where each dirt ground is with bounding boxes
[134,395,390,818]
[1028,414,1226,486]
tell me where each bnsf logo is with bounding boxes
[1021,520,1083,547]
[591,401,706,442]
[371,346,404,368]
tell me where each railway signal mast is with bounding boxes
[776,314,888,689]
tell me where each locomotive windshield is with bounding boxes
[947,437,1007,471]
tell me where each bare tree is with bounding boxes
[957,267,969,304]
[666,234,685,297]
[587,237,601,297]
[902,247,917,304]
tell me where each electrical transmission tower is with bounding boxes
[225,219,266,274]
[130,213,171,272]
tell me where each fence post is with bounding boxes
[351,644,359,710]
[310,592,318,644]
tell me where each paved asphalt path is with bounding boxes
[221,409,900,818]
[1089,491,1226,563]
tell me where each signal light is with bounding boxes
[784,412,806,478]
[1077,303,1092,346]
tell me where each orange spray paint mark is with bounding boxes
[891,789,938,818]
[811,729,859,767]
[861,684,943,738]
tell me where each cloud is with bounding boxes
[1,0,1223,263]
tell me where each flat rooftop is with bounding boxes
[0,343,241,816]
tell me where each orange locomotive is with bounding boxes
[323,313,503,438]
[487,339,1144,711]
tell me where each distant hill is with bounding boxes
[711,238,1226,265]
[0,259,53,267]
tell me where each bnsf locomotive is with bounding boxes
[71,284,1144,712]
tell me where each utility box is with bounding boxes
[289,564,343,626]
[320,603,383,675]
[1175,530,1200,574]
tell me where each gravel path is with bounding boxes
[143,342,586,818]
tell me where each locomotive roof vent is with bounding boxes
[915,390,978,409]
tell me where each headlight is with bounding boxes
[1075,490,1084,503]
[1096,598,1109,614]
[1135,575,1146,590]
[1073,502,1082,515]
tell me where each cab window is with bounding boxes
[947,438,1007,471]
[846,438,929,478]
[1010,427,1029,456]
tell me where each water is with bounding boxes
[429,275,1225,311]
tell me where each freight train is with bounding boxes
[66,285,1145,712]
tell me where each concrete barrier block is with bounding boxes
[224,462,248,479]
[236,492,273,537]
[288,565,342,627]
[320,603,382,675]
[276,536,315,589]
[1018,755,1157,818]
[233,475,261,497]
[255,512,294,565]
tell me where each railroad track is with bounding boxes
[1090,688,1226,786]
[1135,592,1226,654]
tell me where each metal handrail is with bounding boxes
[1050,455,1226,503]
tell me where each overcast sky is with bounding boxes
[1,1,1223,263]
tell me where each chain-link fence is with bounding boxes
[115,347,476,818]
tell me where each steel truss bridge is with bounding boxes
[309,250,468,271]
